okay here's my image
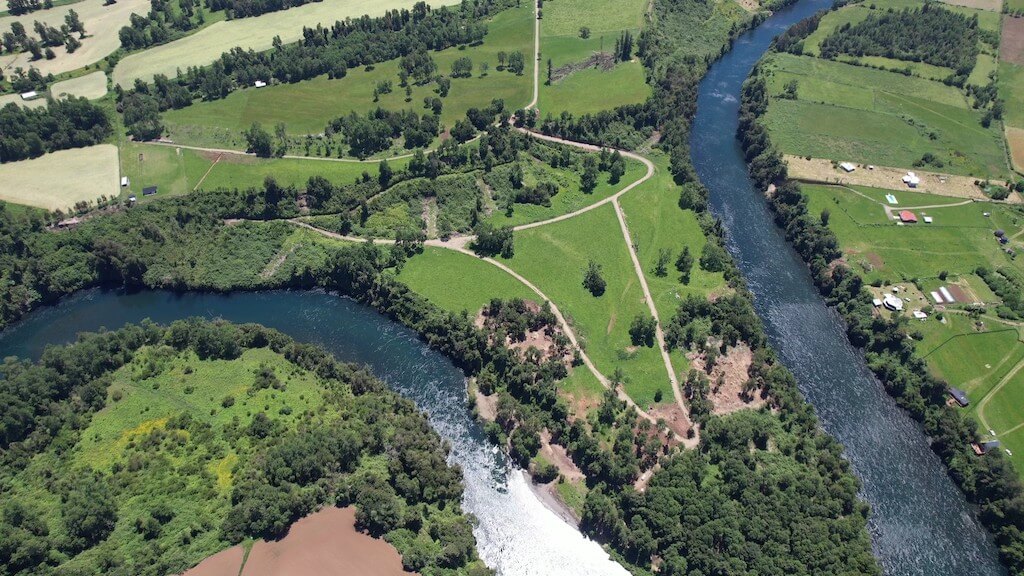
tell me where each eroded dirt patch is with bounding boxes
[690,344,766,416]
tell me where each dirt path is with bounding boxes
[192,152,223,191]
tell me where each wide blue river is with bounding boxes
[690,0,1005,574]
[0,1,1008,574]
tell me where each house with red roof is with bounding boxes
[899,211,918,223]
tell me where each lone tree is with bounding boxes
[244,122,273,157]
[608,150,625,184]
[629,314,657,347]
[676,246,694,284]
[581,156,598,193]
[654,248,671,277]
[583,260,606,296]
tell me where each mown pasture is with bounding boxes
[801,183,1023,282]
[0,0,148,76]
[536,0,651,116]
[762,54,1009,179]
[396,246,537,315]
[49,70,107,100]
[112,0,461,86]
[160,2,532,149]
[0,144,119,210]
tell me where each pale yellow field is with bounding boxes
[1007,127,1024,174]
[112,0,459,86]
[0,0,147,76]
[51,71,108,99]
[0,92,46,109]
[0,144,119,210]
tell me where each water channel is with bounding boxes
[690,0,1005,573]
[0,2,1009,574]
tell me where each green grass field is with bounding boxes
[396,246,537,315]
[534,0,651,117]
[998,63,1024,129]
[801,183,1023,282]
[501,203,670,407]
[484,156,647,228]
[618,152,727,322]
[162,3,533,148]
[118,142,402,201]
[762,56,1009,179]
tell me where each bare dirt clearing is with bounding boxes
[785,155,1008,202]
[1001,17,1024,65]
[0,144,119,210]
[940,0,1002,11]
[112,0,459,85]
[242,507,415,576]
[180,546,244,576]
[0,0,147,76]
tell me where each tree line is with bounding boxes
[739,32,1024,571]
[0,97,111,163]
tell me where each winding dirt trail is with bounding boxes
[239,0,687,431]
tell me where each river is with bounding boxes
[690,1,1005,574]
[0,289,628,576]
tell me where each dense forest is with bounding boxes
[819,5,980,80]
[737,16,1024,570]
[118,0,208,51]
[0,319,488,575]
[0,98,112,163]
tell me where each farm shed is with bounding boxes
[840,162,856,172]
[20,91,38,100]
[142,186,158,196]
[973,440,1001,455]
[254,80,268,88]
[949,387,969,407]
[883,294,904,311]
[121,176,129,187]
[902,172,920,188]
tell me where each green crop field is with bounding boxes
[161,2,532,148]
[801,184,1023,282]
[397,246,537,315]
[501,203,670,407]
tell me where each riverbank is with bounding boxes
[716,1,1012,571]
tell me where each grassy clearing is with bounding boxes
[161,2,532,147]
[802,183,1023,282]
[501,203,670,407]
[618,152,727,323]
[484,156,646,228]
[968,52,998,86]
[0,144,119,210]
[539,60,650,117]
[922,325,1023,395]
[764,93,1008,179]
[50,70,108,100]
[539,0,647,37]
[396,246,537,315]
[0,0,148,76]
[118,142,400,200]
[112,0,461,86]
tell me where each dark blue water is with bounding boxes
[0,289,628,576]
[690,2,1005,574]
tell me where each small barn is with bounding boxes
[840,162,856,172]
[121,176,130,187]
[254,80,268,88]
[949,387,969,407]
[899,211,918,223]
[902,172,920,188]
[20,91,38,100]
[142,186,158,196]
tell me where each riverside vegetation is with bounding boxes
[738,3,1024,570]
[0,0,955,573]
[0,319,488,575]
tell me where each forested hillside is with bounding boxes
[0,319,487,576]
